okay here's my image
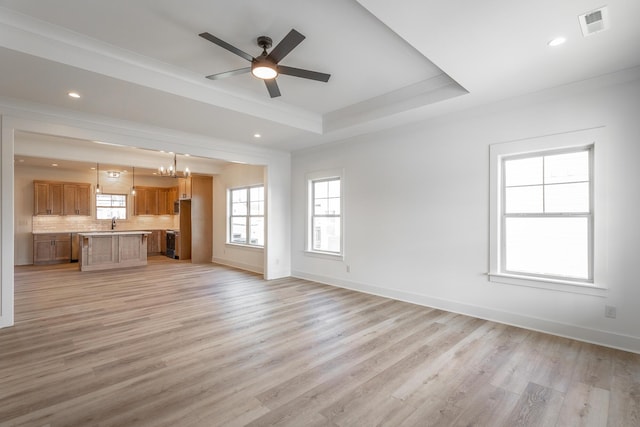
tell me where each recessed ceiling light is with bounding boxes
[254,133,262,138]
[68,91,81,98]
[51,163,58,167]
[184,153,190,157]
[548,37,566,47]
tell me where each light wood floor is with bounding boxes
[1,258,639,426]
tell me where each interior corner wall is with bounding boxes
[291,72,640,353]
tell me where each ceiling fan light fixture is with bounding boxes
[251,63,278,79]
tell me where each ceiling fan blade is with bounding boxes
[205,67,251,80]
[267,29,305,64]
[264,79,281,98]
[277,65,331,82]
[199,32,254,63]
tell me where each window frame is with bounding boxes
[306,169,344,258]
[96,193,127,220]
[489,128,608,296]
[227,184,264,248]
[500,146,594,283]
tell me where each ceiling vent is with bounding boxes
[579,6,609,37]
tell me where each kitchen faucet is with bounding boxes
[111,217,116,230]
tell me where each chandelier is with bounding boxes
[158,153,190,178]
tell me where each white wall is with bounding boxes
[212,163,265,273]
[291,69,640,353]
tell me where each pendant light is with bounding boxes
[131,166,136,195]
[96,163,101,194]
[158,153,190,178]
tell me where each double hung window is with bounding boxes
[309,176,341,255]
[229,185,264,246]
[96,194,127,219]
[501,148,592,282]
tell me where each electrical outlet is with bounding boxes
[346,265,350,273]
[605,305,617,319]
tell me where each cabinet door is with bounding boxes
[53,238,71,262]
[178,178,192,199]
[134,188,146,215]
[63,185,78,215]
[34,182,50,215]
[168,187,178,214]
[157,189,169,215]
[76,184,91,215]
[33,239,53,263]
[49,184,64,215]
[147,188,159,215]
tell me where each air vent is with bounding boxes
[579,6,609,37]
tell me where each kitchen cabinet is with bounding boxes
[34,180,91,216]
[147,230,163,254]
[134,187,159,215]
[63,183,91,215]
[134,186,178,215]
[34,181,63,215]
[157,187,177,215]
[178,177,192,199]
[33,233,71,264]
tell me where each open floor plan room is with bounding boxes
[1,259,638,426]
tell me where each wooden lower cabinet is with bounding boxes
[33,233,71,264]
[147,230,163,255]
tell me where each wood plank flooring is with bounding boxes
[1,258,639,426]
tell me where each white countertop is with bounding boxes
[78,231,152,236]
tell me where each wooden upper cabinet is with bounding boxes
[63,184,91,215]
[134,186,178,216]
[34,181,91,216]
[178,177,192,199]
[34,181,64,215]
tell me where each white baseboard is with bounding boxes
[292,270,640,355]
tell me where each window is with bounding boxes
[309,176,341,254]
[502,148,592,281]
[228,185,264,246]
[96,194,127,219]
[489,127,607,293]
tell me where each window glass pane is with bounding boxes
[328,179,340,198]
[232,201,247,215]
[328,197,340,215]
[544,151,589,184]
[97,207,126,220]
[96,194,112,206]
[314,181,328,198]
[232,188,247,203]
[505,157,543,186]
[250,186,264,202]
[505,217,589,279]
[111,195,126,207]
[250,201,264,216]
[505,186,543,213]
[314,199,328,215]
[545,182,589,213]
[250,217,264,246]
[312,217,341,253]
[230,217,247,244]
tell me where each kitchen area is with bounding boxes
[16,153,213,269]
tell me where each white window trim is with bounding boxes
[305,168,344,259]
[96,193,127,220]
[489,127,608,296]
[227,185,264,248]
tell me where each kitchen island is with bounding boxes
[78,231,151,271]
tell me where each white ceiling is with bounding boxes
[0,0,639,152]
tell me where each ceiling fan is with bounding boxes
[199,29,331,98]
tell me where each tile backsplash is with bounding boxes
[32,215,180,233]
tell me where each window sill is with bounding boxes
[304,250,344,261]
[488,273,608,297]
